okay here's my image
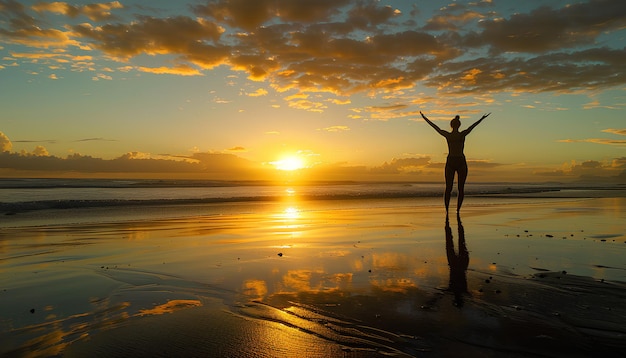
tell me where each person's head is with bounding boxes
[451,115,461,129]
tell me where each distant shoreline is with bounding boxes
[1,177,624,189]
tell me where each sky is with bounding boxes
[1,0,625,182]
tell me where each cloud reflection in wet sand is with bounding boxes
[2,196,625,356]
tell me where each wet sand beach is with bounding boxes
[1,196,625,357]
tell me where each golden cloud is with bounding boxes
[320,126,350,132]
[602,128,626,136]
[72,16,227,62]
[0,131,13,152]
[137,65,202,76]
[559,138,626,146]
[247,88,268,97]
[32,1,124,21]
[1,0,625,107]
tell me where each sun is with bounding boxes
[272,156,306,171]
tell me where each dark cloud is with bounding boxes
[346,1,399,28]
[74,137,116,142]
[0,130,261,177]
[0,0,77,48]
[193,0,351,30]
[1,0,625,104]
[0,0,37,30]
[367,104,409,112]
[428,47,626,95]
[273,0,350,23]
[571,159,626,182]
[474,0,626,54]
[0,150,265,178]
[422,10,485,31]
[534,157,626,182]
[192,0,276,30]
[72,16,228,67]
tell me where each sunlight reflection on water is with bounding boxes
[2,197,625,356]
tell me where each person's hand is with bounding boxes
[481,113,491,119]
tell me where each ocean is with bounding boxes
[1,178,624,227]
[2,178,625,356]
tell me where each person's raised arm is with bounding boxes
[420,111,446,136]
[463,112,490,135]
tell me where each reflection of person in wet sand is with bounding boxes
[421,111,490,213]
[445,214,469,307]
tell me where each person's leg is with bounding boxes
[444,164,455,213]
[456,165,468,212]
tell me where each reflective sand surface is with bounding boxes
[1,197,625,356]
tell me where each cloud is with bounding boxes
[32,1,124,21]
[0,132,589,182]
[602,128,626,136]
[0,0,37,30]
[534,157,626,182]
[30,145,49,156]
[0,1,81,48]
[370,157,432,174]
[92,73,112,80]
[472,0,626,54]
[319,126,350,132]
[74,137,116,142]
[11,139,57,144]
[362,103,413,121]
[72,17,228,67]
[611,157,626,169]
[327,98,351,105]
[3,136,259,170]
[0,27,79,49]
[2,0,625,109]
[136,65,202,76]
[566,159,626,180]
[367,104,408,112]
[559,138,626,146]
[346,1,400,28]
[227,146,247,152]
[286,98,327,112]
[193,0,352,30]
[582,99,623,110]
[0,131,13,152]
[0,133,52,157]
[0,150,267,179]
[247,88,268,97]
[10,52,96,74]
[423,10,485,31]
[427,47,626,95]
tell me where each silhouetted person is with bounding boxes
[445,213,469,307]
[421,111,490,213]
